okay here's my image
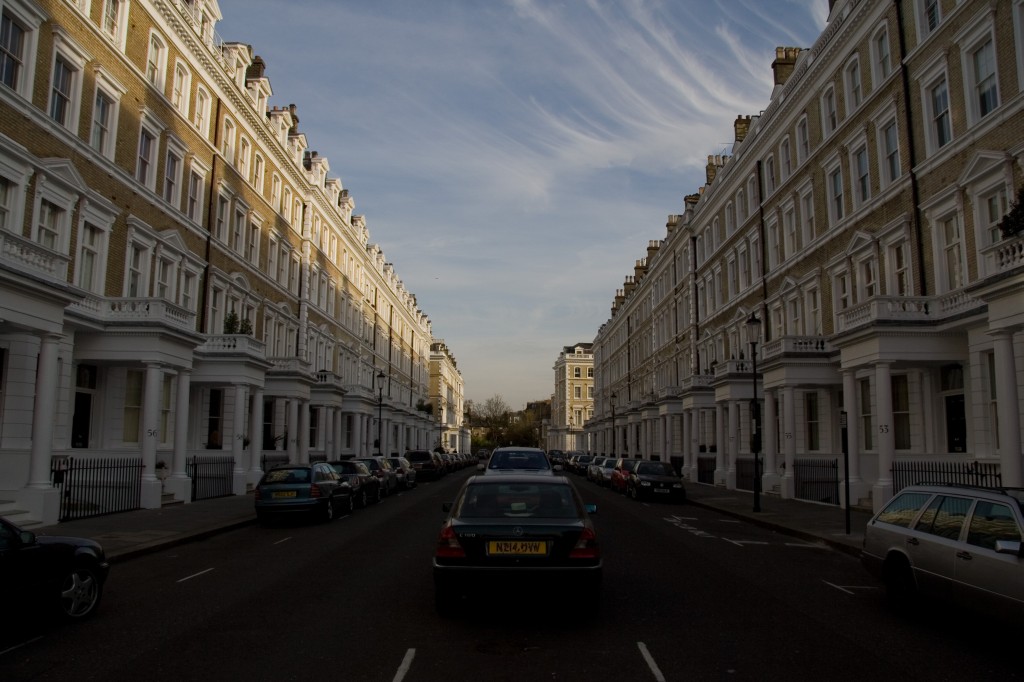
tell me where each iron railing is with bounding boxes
[51,456,143,521]
[793,458,840,505]
[187,455,234,500]
[736,457,755,491]
[697,456,715,484]
[892,460,1002,493]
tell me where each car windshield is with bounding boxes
[407,452,431,462]
[488,451,550,470]
[331,461,366,475]
[458,483,577,519]
[262,468,309,483]
[637,462,676,476]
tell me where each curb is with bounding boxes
[107,517,257,563]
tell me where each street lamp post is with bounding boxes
[610,391,617,457]
[375,369,386,456]
[747,313,762,512]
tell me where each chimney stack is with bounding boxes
[772,47,802,87]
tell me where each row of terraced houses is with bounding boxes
[583,0,1024,512]
[0,0,467,526]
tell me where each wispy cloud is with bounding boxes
[217,0,825,406]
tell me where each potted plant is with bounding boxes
[223,311,240,334]
[998,185,1024,239]
[155,460,169,480]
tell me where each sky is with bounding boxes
[214,0,828,409]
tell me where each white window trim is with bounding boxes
[32,165,80,254]
[163,135,186,209]
[75,196,116,294]
[185,157,208,224]
[870,21,893,86]
[1015,0,1024,94]
[820,86,838,138]
[870,102,902,190]
[135,109,164,192]
[923,194,967,293]
[955,10,1000,127]
[844,54,863,116]
[823,153,845,229]
[48,28,90,132]
[0,0,45,101]
[145,29,168,92]
[124,218,157,298]
[915,0,942,44]
[915,54,952,157]
[193,85,211,137]
[845,130,871,211]
[100,0,129,51]
[171,60,191,116]
[796,115,810,166]
[0,141,32,232]
[90,66,125,161]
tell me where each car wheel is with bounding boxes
[323,497,335,522]
[359,489,368,508]
[60,565,103,620]
[376,485,383,503]
[883,555,916,607]
[346,494,355,513]
[628,486,638,500]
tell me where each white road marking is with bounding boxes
[824,581,879,595]
[784,542,826,549]
[719,519,741,523]
[393,648,416,682]
[637,642,666,682]
[0,635,44,656]
[273,537,292,545]
[722,538,768,546]
[177,568,215,583]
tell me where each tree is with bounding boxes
[998,185,1024,239]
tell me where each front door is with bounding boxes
[945,394,966,453]
[71,392,92,448]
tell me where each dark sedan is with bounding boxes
[328,460,381,507]
[433,475,602,616]
[626,460,687,502]
[406,450,444,480]
[0,515,110,634]
[254,463,353,524]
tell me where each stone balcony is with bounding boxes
[762,336,833,361]
[267,356,313,375]
[680,374,714,391]
[0,229,69,281]
[197,334,266,358]
[835,291,985,334]
[981,233,1024,277]
[69,295,196,331]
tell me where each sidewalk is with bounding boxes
[29,483,873,562]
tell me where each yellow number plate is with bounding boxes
[488,540,547,556]
[272,491,297,498]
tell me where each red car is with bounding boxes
[609,458,640,493]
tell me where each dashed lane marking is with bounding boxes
[393,648,416,682]
[177,567,215,583]
[273,537,292,545]
[637,642,666,682]
[824,581,879,595]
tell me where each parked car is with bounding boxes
[609,458,640,493]
[626,461,686,502]
[569,454,593,475]
[407,450,444,480]
[479,447,555,475]
[387,457,417,489]
[433,475,601,616]
[254,463,353,523]
[593,458,618,486]
[355,457,399,496]
[586,457,608,482]
[861,483,1024,618]
[327,460,381,507]
[0,515,110,629]
[548,449,567,467]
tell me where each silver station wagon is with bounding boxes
[861,483,1024,618]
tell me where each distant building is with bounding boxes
[0,0,452,524]
[430,340,466,452]
[587,0,1024,513]
[550,343,594,452]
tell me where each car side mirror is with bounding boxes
[585,504,597,514]
[19,530,36,546]
[994,539,1023,557]
[476,463,485,471]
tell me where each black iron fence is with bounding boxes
[187,455,234,501]
[793,458,840,505]
[697,456,715,484]
[736,457,755,491]
[892,459,1002,493]
[50,456,143,522]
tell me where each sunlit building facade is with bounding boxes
[430,339,467,453]
[550,343,593,452]
[0,0,446,524]
[586,0,1024,512]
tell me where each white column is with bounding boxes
[232,384,248,494]
[249,387,264,485]
[763,388,779,492]
[140,363,164,509]
[714,402,726,485]
[25,334,61,522]
[841,370,868,507]
[781,386,796,499]
[166,369,192,502]
[991,329,1022,486]
[726,401,739,489]
[299,399,310,464]
[873,363,895,511]
[287,399,299,463]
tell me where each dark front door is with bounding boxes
[945,394,966,453]
[71,392,92,448]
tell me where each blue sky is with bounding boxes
[215,0,828,409]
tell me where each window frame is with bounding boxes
[956,15,1000,126]
[844,54,863,115]
[871,22,892,84]
[163,135,185,208]
[917,56,953,155]
[47,29,89,132]
[145,29,167,92]
[135,112,164,191]
[171,60,190,115]
[0,0,44,101]
[820,86,838,138]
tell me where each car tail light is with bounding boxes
[569,527,600,559]
[435,525,465,558]
[310,484,321,498]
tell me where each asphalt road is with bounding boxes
[3,469,1021,681]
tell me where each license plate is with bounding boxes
[488,540,547,556]
[654,488,670,494]
[272,491,297,498]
